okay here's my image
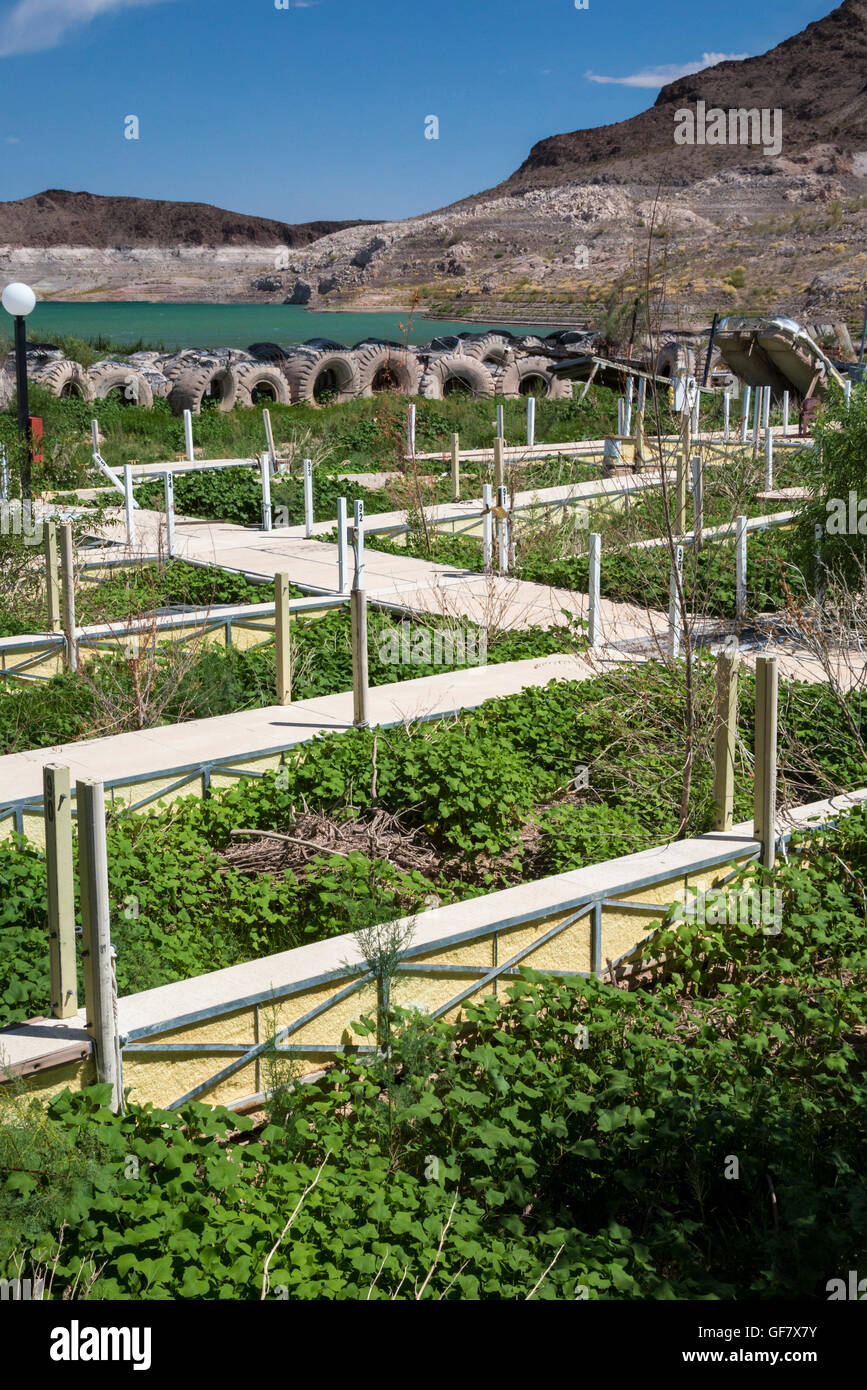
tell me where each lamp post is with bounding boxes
[2,281,36,498]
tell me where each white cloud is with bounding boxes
[5,134,20,142]
[0,0,173,57]
[585,52,750,89]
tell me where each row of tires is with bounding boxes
[3,334,577,415]
[2,332,706,416]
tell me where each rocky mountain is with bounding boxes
[484,0,867,192]
[0,189,370,250]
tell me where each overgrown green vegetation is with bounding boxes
[2,665,865,1024]
[2,802,866,1299]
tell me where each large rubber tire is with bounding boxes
[419,354,495,400]
[355,344,421,397]
[88,362,154,409]
[234,362,292,407]
[461,332,515,366]
[168,364,237,416]
[284,350,361,405]
[653,341,696,380]
[32,359,94,401]
[513,355,573,400]
[247,342,293,364]
[491,361,521,398]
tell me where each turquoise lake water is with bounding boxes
[18,303,551,351]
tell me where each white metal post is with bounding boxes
[496,484,509,574]
[303,458,314,538]
[123,464,135,547]
[0,443,8,500]
[782,390,790,436]
[337,496,348,594]
[260,453,272,531]
[450,433,460,503]
[351,499,368,727]
[407,403,416,459]
[353,498,365,590]
[692,454,704,539]
[184,409,195,462]
[482,483,493,574]
[735,514,747,621]
[740,386,751,442]
[723,391,730,441]
[691,393,699,437]
[526,395,536,448]
[45,521,61,634]
[844,378,852,408]
[60,522,78,672]
[762,385,771,435]
[588,531,601,649]
[77,778,121,1112]
[637,377,646,413]
[624,378,634,436]
[752,386,761,450]
[262,407,277,473]
[669,543,684,659]
[495,403,504,440]
[617,397,625,436]
[764,425,774,491]
[163,471,175,558]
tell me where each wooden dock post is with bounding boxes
[493,436,505,490]
[712,652,739,831]
[44,520,61,634]
[450,433,460,502]
[44,764,77,1019]
[351,500,369,727]
[275,572,291,705]
[60,521,78,672]
[77,778,121,1111]
[753,656,779,871]
[588,532,601,648]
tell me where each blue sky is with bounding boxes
[0,0,836,223]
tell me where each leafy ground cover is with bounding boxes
[2,665,865,1025]
[0,605,579,756]
[1,802,865,1300]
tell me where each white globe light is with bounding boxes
[1,282,36,317]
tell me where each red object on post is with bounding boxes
[29,416,44,464]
